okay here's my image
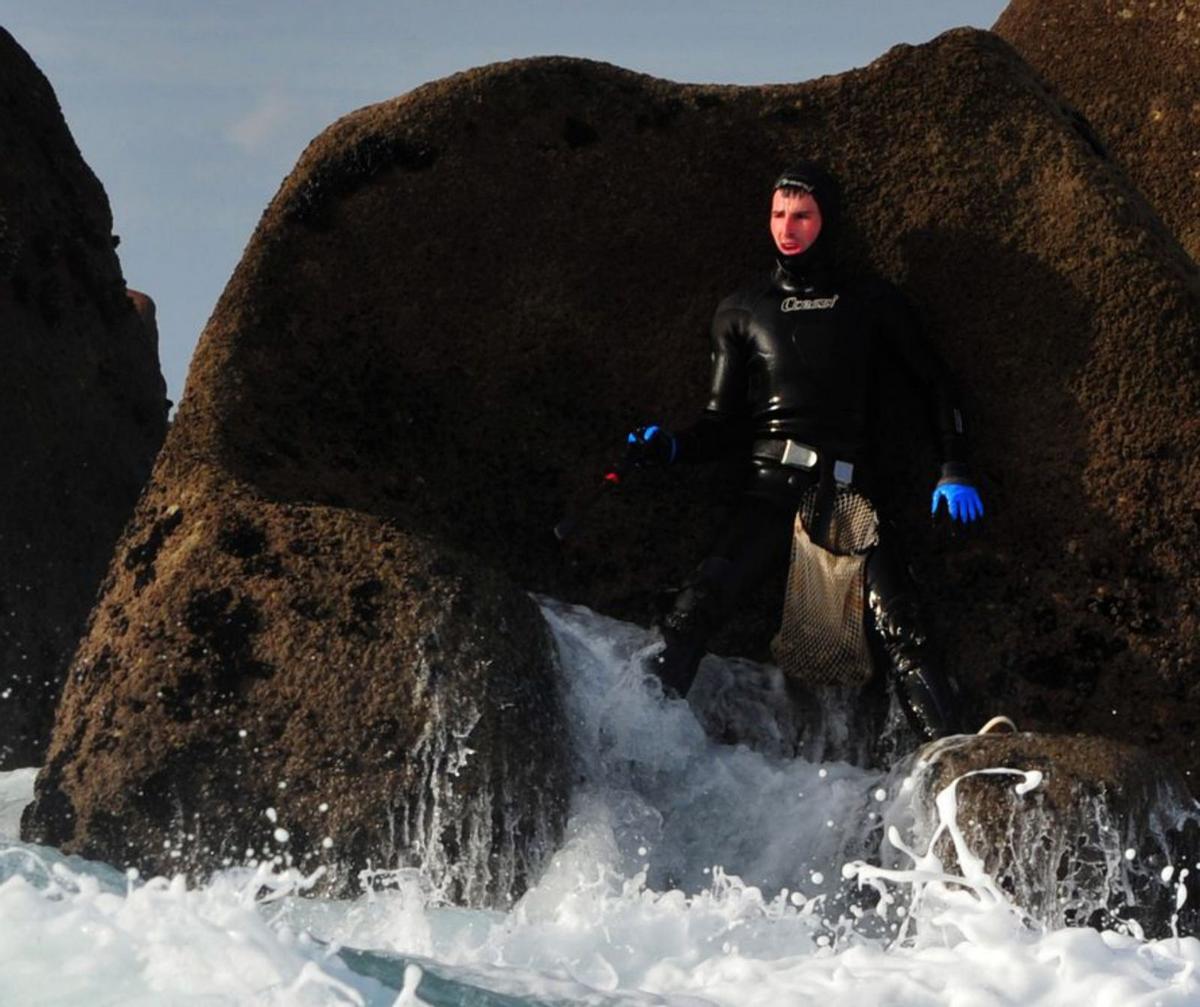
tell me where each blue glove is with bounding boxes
[931,481,984,523]
[626,424,676,466]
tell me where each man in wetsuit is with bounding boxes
[628,163,983,741]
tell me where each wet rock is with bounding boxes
[154,33,1199,782]
[0,29,168,767]
[25,26,1200,888]
[895,731,1200,935]
[687,658,898,768]
[22,486,569,905]
[995,0,1200,262]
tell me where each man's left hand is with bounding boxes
[931,482,984,524]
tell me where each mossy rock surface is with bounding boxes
[0,28,168,767]
[996,0,1200,262]
[905,730,1200,934]
[23,26,1200,894]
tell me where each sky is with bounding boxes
[3,1,1007,406]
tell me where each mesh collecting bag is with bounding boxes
[771,485,880,687]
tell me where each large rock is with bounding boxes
[893,732,1200,934]
[995,0,1200,262]
[0,29,168,767]
[177,33,1199,776]
[22,474,569,903]
[24,25,1200,885]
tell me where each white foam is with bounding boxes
[1,600,1198,1005]
[0,849,391,1005]
[0,767,36,840]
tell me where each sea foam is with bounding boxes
[1,600,1197,1005]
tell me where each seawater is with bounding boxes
[1,601,1198,1006]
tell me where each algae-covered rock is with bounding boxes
[25,27,1200,892]
[23,477,568,903]
[897,731,1200,934]
[0,28,168,767]
[996,0,1200,262]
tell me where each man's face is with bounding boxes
[770,189,823,256]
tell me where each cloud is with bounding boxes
[227,89,296,154]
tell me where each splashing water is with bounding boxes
[1,600,1199,1005]
[0,845,386,1005]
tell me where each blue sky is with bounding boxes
[3,1,1007,404]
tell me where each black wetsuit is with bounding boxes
[656,257,966,740]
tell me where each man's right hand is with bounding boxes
[627,425,676,467]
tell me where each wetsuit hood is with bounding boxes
[772,162,841,287]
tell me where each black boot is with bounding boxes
[650,557,733,698]
[867,587,960,741]
[650,637,707,699]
